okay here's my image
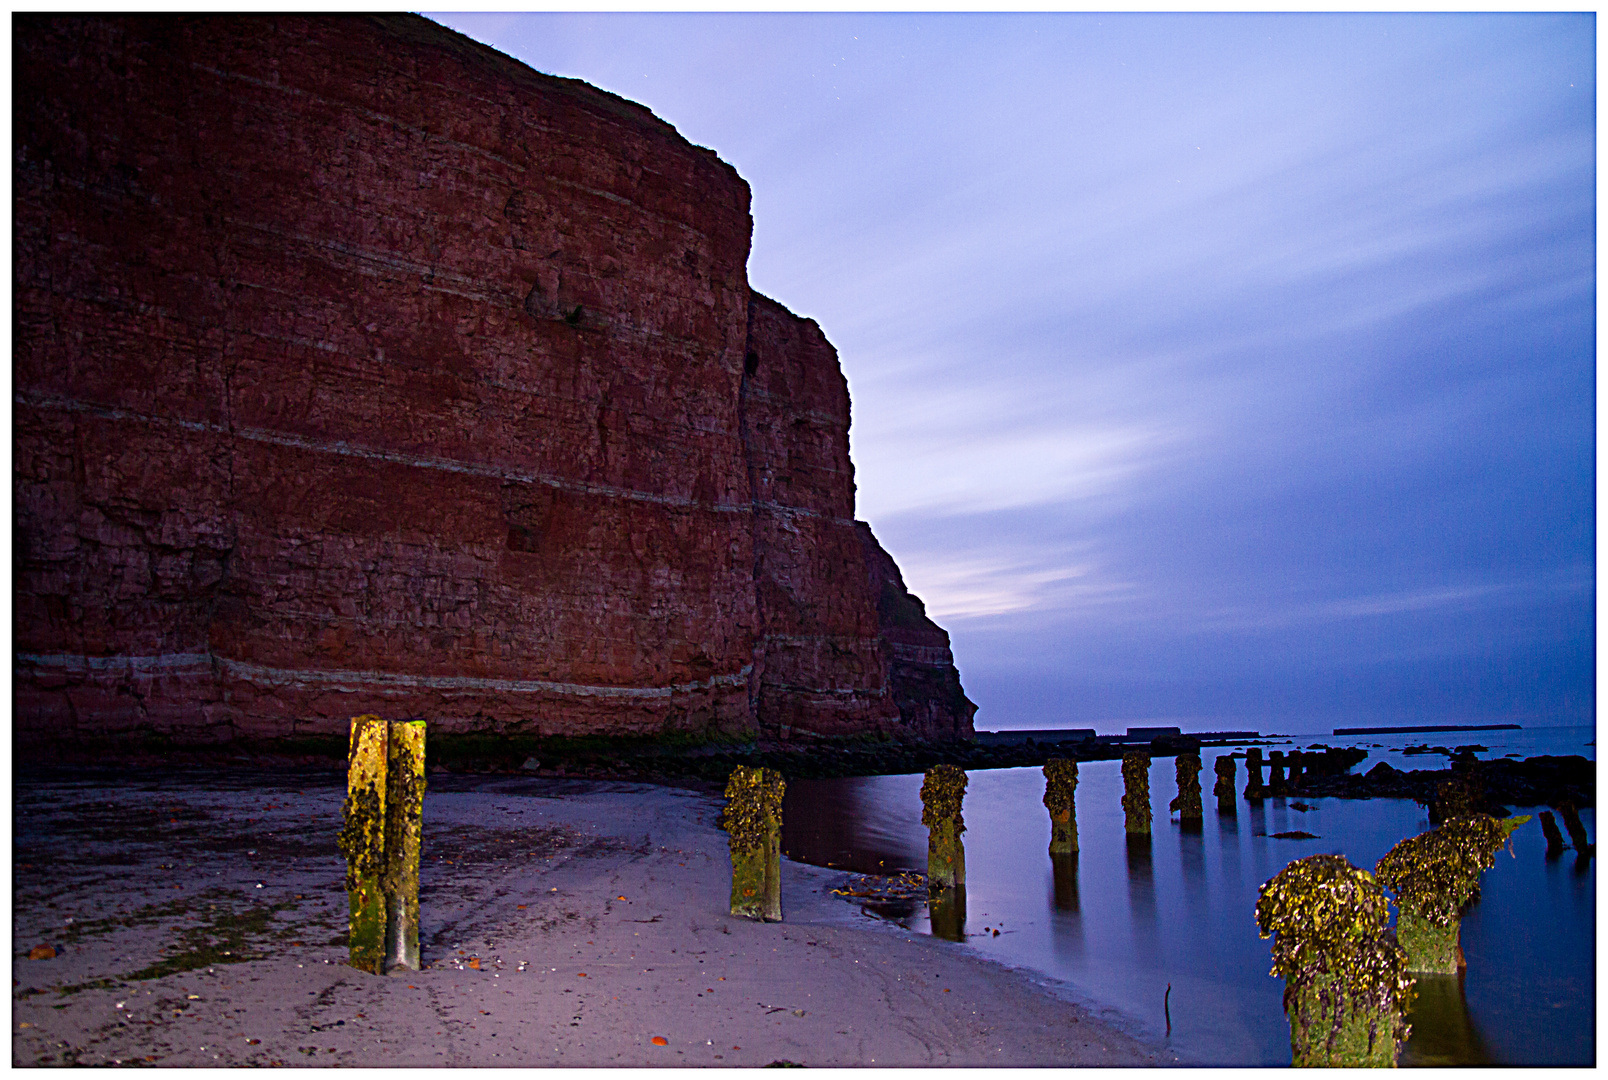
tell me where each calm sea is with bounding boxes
[781,724,1595,1066]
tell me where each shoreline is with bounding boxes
[13,772,1173,1068]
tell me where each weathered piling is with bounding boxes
[1557,802,1592,856]
[337,715,427,975]
[1256,854,1414,1067]
[1042,758,1079,854]
[1269,751,1288,797]
[338,715,390,974]
[383,719,426,972]
[1244,748,1266,801]
[1539,810,1567,857]
[1214,755,1238,815]
[1373,814,1528,974]
[1170,752,1203,826]
[1121,752,1152,835]
[922,764,968,892]
[718,766,785,921]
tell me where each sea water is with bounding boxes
[781,724,1595,1066]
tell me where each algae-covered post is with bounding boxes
[1042,758,1079,854]
[1244,748,1266,801]
[1121,752,1152,835]
[337,715,389,974]
[1170,753,1203,826]
[921,764,968,892]
[1214,756,1237,815]
[1256,854,1414,1067]
[1373,814,1528,974]
[718,766,785,921]
[383,719,426,972]
[1539,810,1567,857]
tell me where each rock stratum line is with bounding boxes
[14,14,976,748]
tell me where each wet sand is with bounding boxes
[12,770,1170,1067]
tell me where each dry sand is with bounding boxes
[12,769,1171,1068]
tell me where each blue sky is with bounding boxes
[424,12,1595,735]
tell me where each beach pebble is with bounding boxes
[28,945,55,960]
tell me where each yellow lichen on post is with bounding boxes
[1121,752,1151,835]
[718,766,785,921]
[1256,854,1414,1067]
[337,715,389,975]
[1042,758,1079,854]
[1372,814,1528,974]
[922,765,968,892]
[383,719,426,973]
[1170,753,1203,823]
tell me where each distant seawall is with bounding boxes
[1333,724,1522,736]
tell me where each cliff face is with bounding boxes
[13,14,975,747]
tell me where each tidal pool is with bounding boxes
[781,743,1594,1066]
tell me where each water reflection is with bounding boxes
[779,763,1594,1066]
[1401,973,1494,1066]
[1125,833,1161,969]
[929,884,966,941]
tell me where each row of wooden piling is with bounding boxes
[331,717,1584,1069]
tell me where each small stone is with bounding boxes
[28,945,55,960]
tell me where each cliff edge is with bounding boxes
[13,14,975,749]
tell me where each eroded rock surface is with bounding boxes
[14,14,973,748]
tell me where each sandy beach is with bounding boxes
[12,769,1171,1068]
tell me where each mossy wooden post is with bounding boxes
[1170,752,1203,825]
[1042,758,1079,854]
[1244,748,1266,801]
[1121,751,1151,835]
[921,765,967,892]
[383,719,426,972]
[1269,751,1288,797]
[1214,755,1237,815]
[1539,810,1566,856]
[719,766,784,921]
[338,715,389,975]
[1256,854,1414,1067]
[1373,814,1528,974]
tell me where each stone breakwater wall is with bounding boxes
[13,14,976,747]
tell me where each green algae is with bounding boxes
[1372,814,1527,974]
[1257,854,1414,1067]
[922,765,968,891]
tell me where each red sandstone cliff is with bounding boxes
[13,14,975,748]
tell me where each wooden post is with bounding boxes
[1257,854,1413,1067]
[921,765,968,892]
[1539,810,1566,856]
[1557,802,1593,856]
[719,766,785,921]
[1121,751,1151,835]
[1244,748,1266,801]
[1269,751,1288,797]
[1170,752,1203,825]
[1214,755,1237,815]
[1374,815,1528,974]
[1042,758,1079,854]
[383,719,426,972]
[338,715,389,975]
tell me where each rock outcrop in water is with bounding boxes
[12,14,975,749]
